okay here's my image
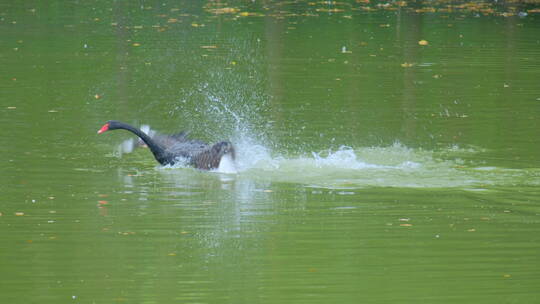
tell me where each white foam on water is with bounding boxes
[215,153,237,174]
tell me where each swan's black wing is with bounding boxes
[138,130,206,150]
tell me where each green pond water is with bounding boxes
[1,1,540,303]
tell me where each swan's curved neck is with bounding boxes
[117,123,171,165]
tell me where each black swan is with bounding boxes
[97,120,235,170]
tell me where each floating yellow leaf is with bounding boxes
[15,212,25,216]
[200,45,218,49]
[418,39,429,46]
[401,62,414,67]
[210,7,239,14]
[132,43,141,47]
[316,8,344,12]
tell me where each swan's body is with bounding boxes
[97,120,235,170]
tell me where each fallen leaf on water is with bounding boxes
[132,43,141,47]
[316,8,345,12]
[98,200,108,205]
[209,7,239,14]
[200,45,218,49]
[400,223,413,227]
[15,212,25,216]
[7,106,16,109]
[401,62,414,67]
[418,39,429,46]
[94,94,101,99]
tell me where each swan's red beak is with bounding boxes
[97,123,110,134]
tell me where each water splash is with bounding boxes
[218,143,540,189]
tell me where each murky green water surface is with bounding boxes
[2,1,540,303]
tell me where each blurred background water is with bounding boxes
[1,1,540,303]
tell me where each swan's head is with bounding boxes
[97,120,122,134]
